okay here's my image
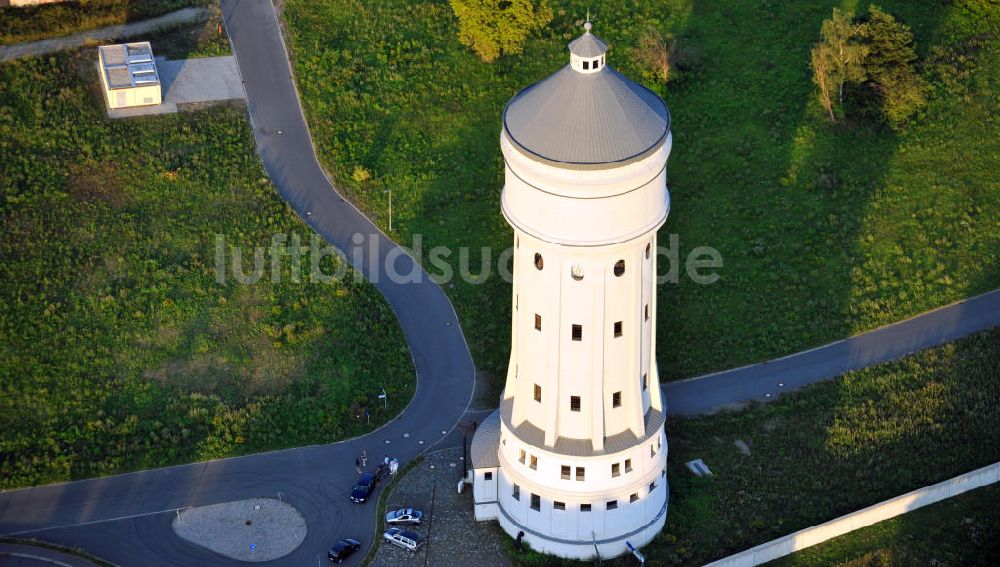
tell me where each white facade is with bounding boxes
[472,26,672,560]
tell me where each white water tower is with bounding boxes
[471,23,672,559]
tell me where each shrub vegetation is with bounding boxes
[0,0,210,46]
[0,40,412,488]
[766,484,1000,566]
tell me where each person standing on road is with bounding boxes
[361,450,367,468]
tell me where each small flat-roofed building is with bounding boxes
[98,42,162,109]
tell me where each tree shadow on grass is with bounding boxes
[654,0,926,381]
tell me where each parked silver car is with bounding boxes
[383,527,424,552]
[385,508,423,525]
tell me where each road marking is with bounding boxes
[0,506,189,538]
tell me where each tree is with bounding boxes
[811,6,926,127]
[449,0,553,62]
[810,8,869,122]
[855,6,926,127]
[635,28,675,84]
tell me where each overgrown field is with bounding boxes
[0,0,210,46]
[767,484,1000,566]
[0,45,412,488]
[501,328,1000,566]
[283,0,1000,388]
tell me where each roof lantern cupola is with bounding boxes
[569,21,607,74]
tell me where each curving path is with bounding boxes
[665,288,1000,415]
[0,1,475,565]
[0,7,212,62]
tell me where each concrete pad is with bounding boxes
[172,497,306,562]
[106,55,244,119]
[158,56,245,104]
[108,102,178,119]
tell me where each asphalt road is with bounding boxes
[0,1,475,565]
[665,289,1000,415]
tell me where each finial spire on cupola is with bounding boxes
[568,13,607,74]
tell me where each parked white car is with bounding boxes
[385,508,423,525]
[383,527,424,552]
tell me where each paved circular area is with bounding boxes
[172,498,306,562]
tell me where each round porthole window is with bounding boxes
[571,264,584,281]
[534,253,544,270]
[614,259,625,277]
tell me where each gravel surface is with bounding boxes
[172,497,306,562]
[371,447,509,567]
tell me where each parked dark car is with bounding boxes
[350,472,379,503]
[327,538,361,563]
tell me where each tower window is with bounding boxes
[645,242,651,259]
[612,391,621,408]
[554,501,566,510]
[572,324,582,341]
[519,449,526,464]
[614,321,622,337]
[614,259,625,277]
[645,304,650,321]
[642,373,648,391]
[649,481,656,492]
[630,492,639,503]
[534,313,542,331]
[583,60,590,70]
[534,384,542,402]
[529,455,537,470]
[651,444,656,458]
[512,484,520,500]
[571,264,584,280]
[625,458,633,473]
[607,500,618,511]
[611,463,620,477]
[530,493,540,511]
[534,253,543,270]
[485,471,493,481]
[570,396,581,412]
[561,465,571,480]
[576,466,585,481]
[581,503,592,512]
[594,60,600,69]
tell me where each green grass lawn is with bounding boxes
[0,0,210,46]
[765,484,1000,566]
[500,328,1000,566]
[0,37,412,488]
[283,0,999,390]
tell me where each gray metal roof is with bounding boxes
[499,397,665,457]
[568,31,607,57]
[503,40,669,167]
[470,409,501,469]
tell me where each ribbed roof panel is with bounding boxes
[503,65,670,166]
